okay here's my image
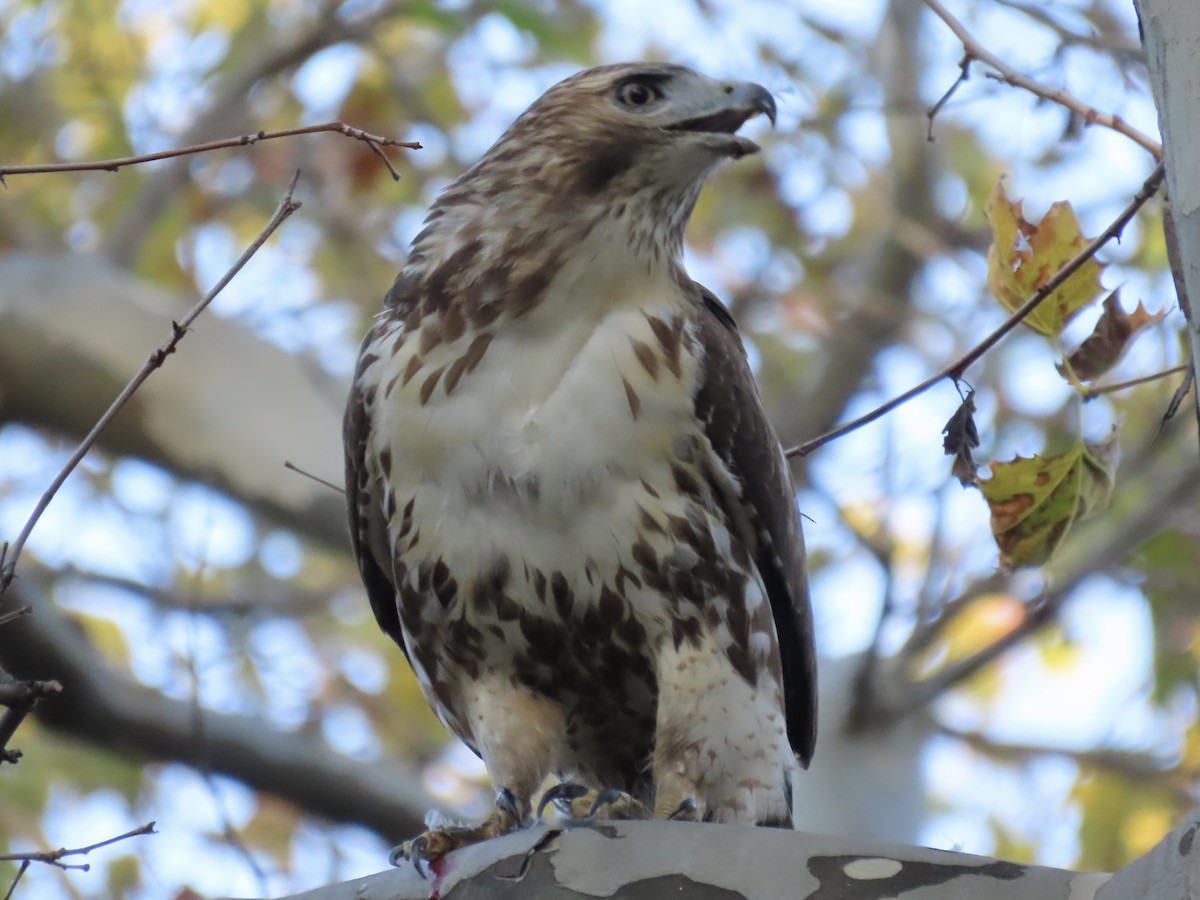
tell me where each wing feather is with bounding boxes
[344,318,407,659]
[689,279,818,766]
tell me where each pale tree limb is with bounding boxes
[257,818,1120,900]
[788,163,1165,458]
[0,174,302,594]
[1135,0,1200,448]
[921,0,1162,158]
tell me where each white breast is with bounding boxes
[363,236,701,586]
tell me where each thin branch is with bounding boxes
[788,162,1166,458]
[1082,364,1191,401]
[284,460,346,495]
[0,822,157,873]
[0,123,419,181]
[920,0,1161,159]
[2,860,29,900]
[0,174,304,594]
[926,53,971,141]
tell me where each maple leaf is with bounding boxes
[1058,290,1165,383]
[985,180,1105,337]
[980,435,1118,570]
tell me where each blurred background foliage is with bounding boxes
[0,0,1195,897]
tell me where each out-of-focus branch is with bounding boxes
[0,176,301,595]
[52,565,331,618]
[0,673,62,764]
[940,725,1194,804]
[0,578,432,840]
[102,1,405,263]
[992,0,1145,63]
[850,456,1200,730]
[767,0,936,455]
[921,0,1161,158]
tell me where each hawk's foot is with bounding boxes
[390,788,524,877]
[537,782,650,822]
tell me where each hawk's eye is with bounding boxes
[615,79,664,109]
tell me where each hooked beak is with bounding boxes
[670,81,776,157]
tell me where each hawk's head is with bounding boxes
[419,63,776,267]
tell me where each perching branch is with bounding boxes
[0,174,303,594]
[921,0,1162,158]
[787,162,1165,458]
[0,123,420,183]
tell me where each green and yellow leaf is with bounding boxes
[980,436,1118,569]
[985,180,1105,337]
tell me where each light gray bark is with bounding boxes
[1135,0,1200,427]
[245,806,1200,900]
[253,819,1116,900]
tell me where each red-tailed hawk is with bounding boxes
[345,62,816,861]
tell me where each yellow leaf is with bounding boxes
[980,436,1118,570]
[985,180,1105,337]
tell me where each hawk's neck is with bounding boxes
[402,191,687,326]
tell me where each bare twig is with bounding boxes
[920,0,1161,159]
[1082,363,1190,400]
[788,162,1166,458]
[284,460,346,495]
[2,861,29,900]
[0,174,304,594]
[0,123,419,182]
[0,822,157,875]
[926,53,971,141]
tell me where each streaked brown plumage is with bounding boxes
[344,63,816,852]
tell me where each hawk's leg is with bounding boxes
[652,630,796,825]
[390,788,525,875]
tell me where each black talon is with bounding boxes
[497,787,524,825]
[667,798,697,820]
[538,782,590,819]
[588,787,628,818]
[390,837,428,879]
